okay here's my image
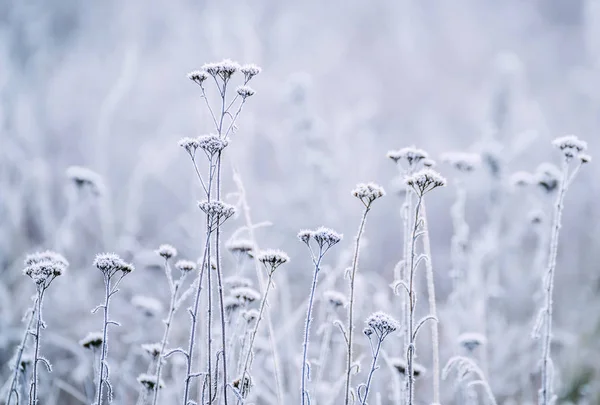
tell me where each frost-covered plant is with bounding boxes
[298,227,342,405]
[343,182,385,405]
[358,312,399,405]
[91,253,134,405]
[533,135,589,405]
[443,356,497,405]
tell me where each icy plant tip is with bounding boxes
[23,251,69,286]
[258,249,289,274]
[387,146,429,166]
[405,168,447,196]
[352,182,386,207]
[365,311,399,340]
[156,244,177,260]
[552,135,587,160]
[94,253,134,277]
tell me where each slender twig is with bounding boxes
[6,302,36,405]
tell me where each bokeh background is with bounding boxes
[1,0,599,404]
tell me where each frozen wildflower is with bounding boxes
[66,166,105,195]
[231,287,261,304]
[94,253,134,277]
[366,312,399,339]
[202,59,240,80]
[457,332,487,352]
[324,290,347,308]
[187,70,209,86]
[233,375,253,397]
[257,249,289,273]
[352,183,386,206]
[156,244,177,260]
[236,85,256,99]
[312,227,343,250]
[405,168,447,196]
[198,200,236,225]
[534,163,562,194]
[132,295,163,317]
[297,229,313,244]
[390,358,426,377]
[23,251,68,286]
[552,135,587,160]
[241,64,261,81]
[141,343,162,359]
[363,327,374,337]
[509,171,534,188]
[441,152,481,173]
[224,296,243,315]
[79,332,104,350]
[226,239,254,257]
[175,260,196,273]
[224,276,253,289]
[579,153,592,164]
[387,147,429,166]
[178,137,200,156]
[243,309,260,323]
[137,373,165,390]
[197,134,229,156]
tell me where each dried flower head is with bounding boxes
[509,171,534,188]
[243,309,260,323]
[352,183,386,206]
[579,153,592,164]
[156,244,177,260]
[405,168,447,196]
[197,134,229,156]
[231,287,261,304]
[226,240,254,257]
[390,358,426,377]
[66,166,105,195]
[132,295,163,317]
[258,249,289,273]
[323,290,347,308]
[236,85,256,99]
[534,163,562,194]
[202,59,240,80]
[94,253,134,277]
[178,137,200,156]
[441,152,481,173]
[241,64,261,81]
[387,147,429,166]
[366,311,399,339]
[198,200,236,227]
[175,260,196,273]
[457,332,487,352]
[224,296,243,315]
[297,229,313,244]
[141,343,162,359]
[187,70,209,86]
[312,227,343,250]
[23,251,68,286]
[79,332,104,350]
[552,135,587,160]
[137,373,165,390]
[224,276,254,290]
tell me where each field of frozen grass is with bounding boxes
[1,1,600,404]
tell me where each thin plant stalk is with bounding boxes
[6,302,36,405]
[344,207,370,405]
[28,288,45,405]
[360,338,383,405]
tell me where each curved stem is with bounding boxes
[344,206,370,405]
[360,338,382,405]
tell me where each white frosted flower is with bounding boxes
[202,59,240,80]
[231,287,261,304]
[175,260,196,273]
[141,342,162,358]
[509,171,534,188]
[178,137,200,156]
[236,85,256,99]
[187,70,209,85]
[405,168,447,195]
[386,147,429,166]
[243,309,260,323]
[352,183,386,205]
[312,227,343,249]
[156,244,177,260]
[94,253,134,277]
[241,64,261,81]
[137,373,165,390]
[79,331,104,350]
[366,311,399,339]
[226,240,254,257]
[197,134,229,155]
[552,135,587,158]
[198,200,236,224]
[257,249,289,272]
[534,163,561,194]
[24,250,68,286]
[297,229,313,244]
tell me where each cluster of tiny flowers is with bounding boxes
[187,70,209,86]
[132,295,163,317]
[198,200,236,223]
[141,343,162,359]
[352,182,386,205]
[178,137,199,156]
[390,358,426,377]
[137,373,165,390]
[241,64,261,81]
[509,171,534,188]
[323,290,347,308]
[236,85,256,99]
[175,260,196,273]
[231,287,261,304]
[156,244,177,260]
[552,135,588,160]
[23,251,68,286]
[405,168,447,196]
[441,152,481,173]
[94,253,134,277]
[226,239,254,257]
[66,166,105,195]
[258,249,290,272]
[225,276,253,289]
[534,163,562,194]
[457,332,487,352]
[387,146,429,166]
[365,311,399,339]
[312,227,343,249]
[79,331,104,350]
[243,309,260,323]
[224,296,243,315]
[202,59,240,80]
[198,134,229,155]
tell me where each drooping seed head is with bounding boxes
[352,183,386,206]
[175,260,196,273]
[405,168,447,196]
[79,332,104,350]
[156,244,177,260]
[231,287,261,304]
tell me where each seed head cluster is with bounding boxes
[352,182,386,206]
[156,244,177,260]
[258,249,290,272]
[23,251,68,286]
[198,200,236,223]
[79,332,104,350]
[552,135,588,160]
[365,311,399,340]
[441,152,481,173]
[94,253,134,278]
[387,147,429,166]
[405,168,447,196]
[175,260,196,273]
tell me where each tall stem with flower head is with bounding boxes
[536,135,589,405]
[343,183,385,405]
[298,228,342,405]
